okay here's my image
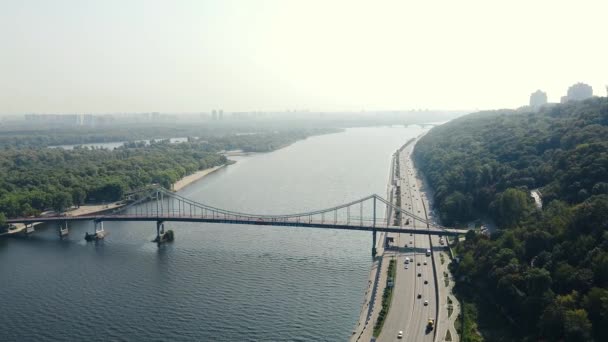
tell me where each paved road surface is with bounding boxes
[351,137,460,342]
[377,143,436,342]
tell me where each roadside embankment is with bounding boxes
[412,139,461,342]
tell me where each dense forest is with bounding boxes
[414,97,608,341]
[0,129,332,219]
[0,123,338,148]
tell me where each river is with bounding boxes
[0,126,425,341]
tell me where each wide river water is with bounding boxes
[1,126,425,341]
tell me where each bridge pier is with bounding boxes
[372,229,377,257]
[58,221,69,238]
[154,221,174,244]
[156,221,164,242]
[85,221,105,241]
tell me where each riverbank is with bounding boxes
[1,126,422,341]
[67,202,124,216]
[172,164,227,191]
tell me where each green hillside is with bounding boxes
[415,97,608,341]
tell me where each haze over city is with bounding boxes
[1,0,606,114]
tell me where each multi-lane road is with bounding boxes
[350,137,460,342]
[377,142,436,342]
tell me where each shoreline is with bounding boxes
[172,164,227,192]
[350,143,401,341]
[350,129,458,342]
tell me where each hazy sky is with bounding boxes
[1,0,606,114]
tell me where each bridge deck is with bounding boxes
[6,215,468,236]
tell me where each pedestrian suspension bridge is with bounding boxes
[7,186,467,255]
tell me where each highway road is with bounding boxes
[378,143,436,342]
[351,136,460,342]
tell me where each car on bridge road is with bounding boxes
[397,330,403,339]
[424,300,429,306]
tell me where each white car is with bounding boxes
[397,330,403,339]
[405,265,409,269]
[423,261,427,265]
[424,300,429,306]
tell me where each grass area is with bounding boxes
[455,314,462,337]
[460,302,484,342]
[373,259,396,337]
[440,253,445,265]
[445,329,453,341]
[448,296,454,317]
[444,271,449,287]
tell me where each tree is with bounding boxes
[563,309,593,342]
[439,191,472,225]
[51,192,72,213]
[491,188,531,228]
[525,268,552,296]
[583,287,608,341]
[0,212,6,230]
[524,230,553,259]
[71,187,86,208]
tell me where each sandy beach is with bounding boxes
[67,202,124,216]
[172,164,226,191]
[1,164,229,237]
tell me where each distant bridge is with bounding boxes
[6,187,468,254]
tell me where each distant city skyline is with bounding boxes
[0,0,607,114]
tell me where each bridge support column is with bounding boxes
[156,221,163,242]
[85,221,104,241]
[372,196,377,257]
[372,229,377,257]
[25,223,35,234]
[58,221,69,238]
[153,221,165,244]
